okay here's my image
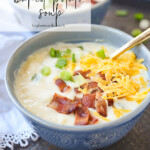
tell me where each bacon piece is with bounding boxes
[75,106,90,125]
[74,83,87,94]
[74,96,82,103]
[96,91,102,99]
[91,87,103,94]
[87,81,104,94]
[74,87,81,94]
[73,70,91,79]
[55,79,70,93]
[80,83,87,89]
[95,92,107,117]
[107,99,114,106]
[88,81,98,89]
[48,93,79,114]
[98,72,106,80]
[82,94,96,108]
[91,89,98,94]
[88,114,98,125]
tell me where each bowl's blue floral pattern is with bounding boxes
[25,113,142,150]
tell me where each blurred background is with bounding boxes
[1,0,150,149]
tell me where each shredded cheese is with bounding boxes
[65,61,76,73]
[113,107,131,118]
[78,87,88,94]
[80,51,150,103]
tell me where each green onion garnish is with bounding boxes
[66,49,71,54]
[97,49,106,59]
[134,13,144,21]
[60,71,71,81]
[49,48,61,58]
[131,28,142,37]
[31,73,37,81]
[78,46,84,50]
[72,53,76,63]
[49,48,56,57]
[56,50,61,58]
[55,58,67,69]
[115,10,128,16]
[41,66,51,76]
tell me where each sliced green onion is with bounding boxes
[41,66,51,76]
[73,73,86,86]
[55,50,61,58]
[97,49,106,59]
[60,71,71,81]
[49,48,56,57]
[131,28,142,37]
[31,73,37,81]
[55,58,67,69]
[115,10,128,16]
[66,49,71,54]
[78,46,84,50]
[72,53,76,63]
[49,48,61,58]
[134,13,144,21]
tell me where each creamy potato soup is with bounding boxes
[15,42,150,126]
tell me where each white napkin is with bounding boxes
[0,1,39,150]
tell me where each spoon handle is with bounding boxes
[111,27,150,59]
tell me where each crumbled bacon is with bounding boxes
[75,106,90,125]
[73,70,91,79]
[74,83,87,94]
[87,81,104,94]
[91,89,98,94]
[82,94,96,108]
[48,93,79,114]
[96,91,102,99]
[107,99,114,106]
[88,81,98,89]
[74,96,82,103]
[80,83,87,89]
[88,114,98,125]
[55,79,70,92]
[74,87,81,94]
[91,87,103,94]
[95,92,107,117]
[98,72,106,80]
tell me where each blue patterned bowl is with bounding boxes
[5,25,150,149]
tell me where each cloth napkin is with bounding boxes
[0,1,39,150]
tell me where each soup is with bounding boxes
[15,42,150,126]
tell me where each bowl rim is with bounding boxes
[8,0,110,16]
[5,24,150,131]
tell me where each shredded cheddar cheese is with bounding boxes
[80,51,150,103]
[78,87,88,94]
[65,61,76,73]
[113,107,131,118]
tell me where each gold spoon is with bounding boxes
[111,27,150,59]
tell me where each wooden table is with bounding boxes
[14,1,150,150]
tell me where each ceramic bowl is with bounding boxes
[8,0,111,31]
[5,24,150,149]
